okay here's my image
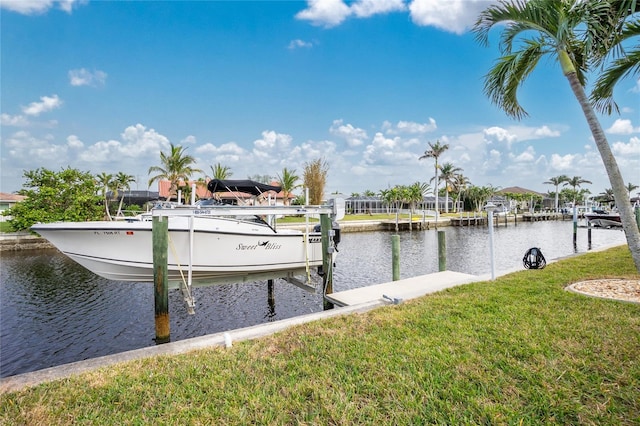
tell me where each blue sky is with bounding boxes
[1,0,639,198]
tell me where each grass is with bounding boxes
[1,246,639,424]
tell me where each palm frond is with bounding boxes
[592,47,640,114]
[483,39,545,120]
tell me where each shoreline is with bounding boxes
[0,212,574,252]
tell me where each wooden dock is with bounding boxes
[450,216,486,226]
[325,271,480,307]
[521,212,569,222]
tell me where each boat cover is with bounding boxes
[207,179,282,196]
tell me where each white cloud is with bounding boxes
[196,142,247,165]
[0,113,29,127]
[329,119,368,147]
[484,126,517,144]
[612,136,640,156]
[549,153,577,171]
[408,0,494,35]
[79,124,170,162]
[66,134,84,149]
[296,0,405,27]
[606,118,639,135]
[68,68,107,87]
[296,0,351,28]
[2,130,68,164]
[384,118,437,135]
[533,125,561,138]
[21,94,62,116]
[0,0,85,15]
[180,135,197,145]
[513,146,536,163]
[288,39,313,50]
[351,0,406,18]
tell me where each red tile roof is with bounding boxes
[0,192,27,202]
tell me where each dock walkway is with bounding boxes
[325,270,482,307]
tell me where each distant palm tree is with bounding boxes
[626,182,639,197]
[114,172,136,217]
[276,167,300,206]
[419,140,449,217]
[210,163,232,180]
[96,172,114,221]
[406,182,427,213]
[451,173,470,213]
[543,175,569,212]
[148,143,202,201]
[437,162,462,213]
[598,188,615,203]
[564,176,592,204]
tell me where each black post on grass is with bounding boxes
[152,215,170,343]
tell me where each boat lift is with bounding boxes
[151,200,345,317]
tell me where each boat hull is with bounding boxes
[584,213,622,228]
[31,216,326,283]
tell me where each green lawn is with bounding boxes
[1,246,638,424]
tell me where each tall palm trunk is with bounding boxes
[564,64,640,270]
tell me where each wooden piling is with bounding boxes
[438,230,446,271]
[267,279,275,305]
[320,214,334,310]
[152,215,170,343]
[392,234,400,281]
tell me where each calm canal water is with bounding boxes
[0,220,627,377]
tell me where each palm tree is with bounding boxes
[114,172,136,217]
[96,172,114,221]
[451,173,471,213]
[597,188,615,204]
[276,167,300,206]
[210,163,232,180]
[419,140,449,217]
[473,0,640,272]
[437,162,462,214]
[626,182,639,197]
[564,176,592,205]
[148,143,202,201]
[543,175,569,212]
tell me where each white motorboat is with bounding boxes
[584,209,622,228]
[31,179,342,286]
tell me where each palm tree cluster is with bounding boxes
[473,0,640,272]
[96,171,136,220]
[379,182,431,214]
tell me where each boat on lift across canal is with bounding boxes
[31,179,342,285]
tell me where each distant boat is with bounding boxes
[584,209,622,228]
[31,179,343,285]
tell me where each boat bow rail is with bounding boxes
[150,203,343,220]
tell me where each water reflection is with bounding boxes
[0,221,626,377]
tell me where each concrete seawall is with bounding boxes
[0,234,55,251]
